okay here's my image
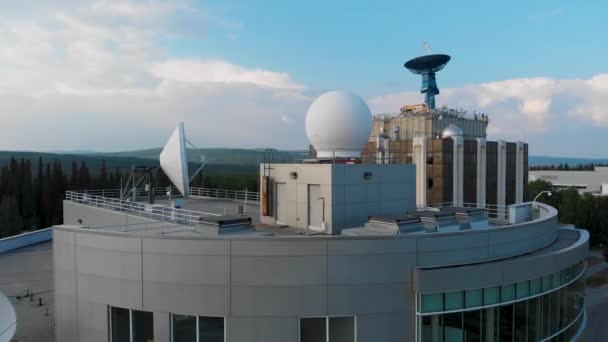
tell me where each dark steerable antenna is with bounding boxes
[404,52,451,109]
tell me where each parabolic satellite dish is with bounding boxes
[159,123,207,198]
[0,291,16,342]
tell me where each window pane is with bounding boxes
[199,316,224,342]
[300,317,326,342]
[498,304,514,342]
[514,301,527,342]
[172,314,196,342]
[110,306,130,342]
[329,316,355,342]
[484,287,499,306]
[516,281,529,299]
[542,294,551,338]
[542,275,551,292]
[465,289,482,308]
[463,310,481,342]
[527,297,541,342]
[530,278,542,295]
[445,291,464,310]
[442,312,463,342]
[132,310,154,342]
[501,284,515,302]
[552,273,560,289]
[422,293,444,313]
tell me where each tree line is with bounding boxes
[528,179,608,246]
[0,157,259,238]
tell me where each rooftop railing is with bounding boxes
[418,202,510,223]
[65,191,223,227]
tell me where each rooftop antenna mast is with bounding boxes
[404,45,451,109]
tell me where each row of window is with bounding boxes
[108,307,356,342]
[419,261,585,314]
[418,277,585,342]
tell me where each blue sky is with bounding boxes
[170,0,607,94]
[0,0,607,157]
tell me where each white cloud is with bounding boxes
[150,59,305,89]
[0,0,311,151]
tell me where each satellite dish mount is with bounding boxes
[160,122,208,198]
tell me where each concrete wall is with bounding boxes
[54,227,419,342]
[54,200,565,342]
[260,164,416,234]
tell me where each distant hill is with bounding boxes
[0,151,158,174]
[529,156,608,167]
[0,151,258,175]
[93,148,309,165]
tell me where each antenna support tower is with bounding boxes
[404,54,451,109]
[121,166,157,204]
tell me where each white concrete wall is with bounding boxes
[260,164,416,234]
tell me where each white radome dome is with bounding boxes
[441,124,464,139]
[305,91,372,159]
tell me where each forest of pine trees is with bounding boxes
[0,157,259,238]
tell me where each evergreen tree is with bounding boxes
[0,195,23,238]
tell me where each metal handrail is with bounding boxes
[65,191,222,227]
[188,187,260,202]
[418,202,510,222]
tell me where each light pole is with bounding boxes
[533,190,552,207]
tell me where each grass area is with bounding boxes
[587,255,605,268]
[586,269,608,288]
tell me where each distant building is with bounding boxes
[530,166,608,195]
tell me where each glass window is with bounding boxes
[463,310,481,342]
[514,301,527,342]
[516,281,529,299]
[173,314,196,342]
[499,304,514,341]
[445,291,464,311]
[329,316,355,342]
[422,293,444,313]
[199,317,224,342]
[300,317,327,342]
[527,297,541,342]
[542,275,551,292]
[132,310,153,342]
[530,278,542,295]
[442,312,463,342]
[110,307,130,342]
[465,289,482,308]
[500,284,515,302]
[542,294,551,338]
[552,272,560,288]
[484,287,499,306]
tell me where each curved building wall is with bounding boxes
[54,203,587,342]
